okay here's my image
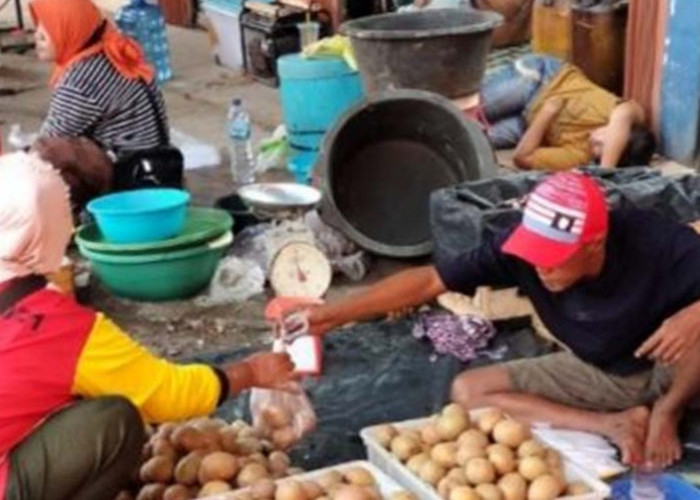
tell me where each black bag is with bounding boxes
[111,81,184,191]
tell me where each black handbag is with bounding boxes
[111,81,185,191]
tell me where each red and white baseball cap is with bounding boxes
[501,172,608,268]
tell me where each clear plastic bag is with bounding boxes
[249,340,317,450]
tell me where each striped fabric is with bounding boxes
[41,54,169,153]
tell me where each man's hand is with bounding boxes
[245,352,296,389]
[305,305,338,337]
[636,307,700,364]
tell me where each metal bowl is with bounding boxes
[238,183,322,214]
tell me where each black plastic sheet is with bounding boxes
[189,319,552,469]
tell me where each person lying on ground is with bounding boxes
[482,54,656,170]
[0,152,295,500]
[28,0,172,211]
[296,171,700,469]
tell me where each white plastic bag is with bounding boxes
[249,340,317,450]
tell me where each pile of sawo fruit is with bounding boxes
[373,405,592,500]
[115,417,418,500]
[115,417,300,500]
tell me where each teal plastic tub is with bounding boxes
[80,232,232,302]
[87,188,190,244]
[278,53,364,153]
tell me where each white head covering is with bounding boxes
[0,152,73,282]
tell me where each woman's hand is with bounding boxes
[246,352,296,389]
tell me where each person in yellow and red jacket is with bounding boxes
[0,152,296,500]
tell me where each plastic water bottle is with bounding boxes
[227,99,255,185]
[116,0,173,84]
[630,468,664,500]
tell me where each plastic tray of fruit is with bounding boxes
[201,460,419,500]
[360,406,611,500]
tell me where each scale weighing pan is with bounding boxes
[238,183,322,214]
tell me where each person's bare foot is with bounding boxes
[645,401,683,468]
[603,406,650,465]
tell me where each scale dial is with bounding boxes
[269,242,332,298]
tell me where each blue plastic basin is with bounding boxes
[87,188,190,244]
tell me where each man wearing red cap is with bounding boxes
[302,172,700,468]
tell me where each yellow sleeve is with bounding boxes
[73,314,222,423]
[527,146,591,171]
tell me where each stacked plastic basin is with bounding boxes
[77,189,233,302]
[277,53,364,183]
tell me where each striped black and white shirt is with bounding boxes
[41,53,169,153]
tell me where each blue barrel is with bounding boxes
[278,54,364,180]
[659,1,700,167]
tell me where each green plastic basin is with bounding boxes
[79,232,233,302]
[76,207,233,255]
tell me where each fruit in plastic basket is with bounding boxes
[527,475,562,500]
[465,457,496,485]
[332,484,374,500]
[457,429,490,449]
[300,480,324,499]
[389,493,417,500]
[175,452,205,486]
[420,423,443,446]
[250,478,277,499]
[140,455,175,483]
[492,420,529,449]
[497,472,527,500]
[374,425,398,449]
[442,404,469,420]
[232,493,255,500]
[517,440,546,459]
[566,482,590,496]
[418,459,447,485]
[136,484,167,500]
[487,445,516,475]
[431,442,458,468]
[477,409,504,435]
[437,413,469,441]
[390,434,422,462]
[518,457,549,482]
[449,485,480,500]
[198,480,232,496]
[407,452,430,474]
[456,444,486,466]
[198,451,239,483]
[316,470,344,490]
[438,477,460,499]
[446,467,468,485]
[343,467,376,487]
[475,483,504,500]
[276,480,308,500]
[238,463,271,487]
[163,484,194,500]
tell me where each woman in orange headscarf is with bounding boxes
[29,0,174,211]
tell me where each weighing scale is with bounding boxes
[238,182,332,299]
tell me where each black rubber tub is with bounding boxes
[342,9,503,98]
[319,90,497,258]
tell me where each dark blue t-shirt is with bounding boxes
[435,209,700,375]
